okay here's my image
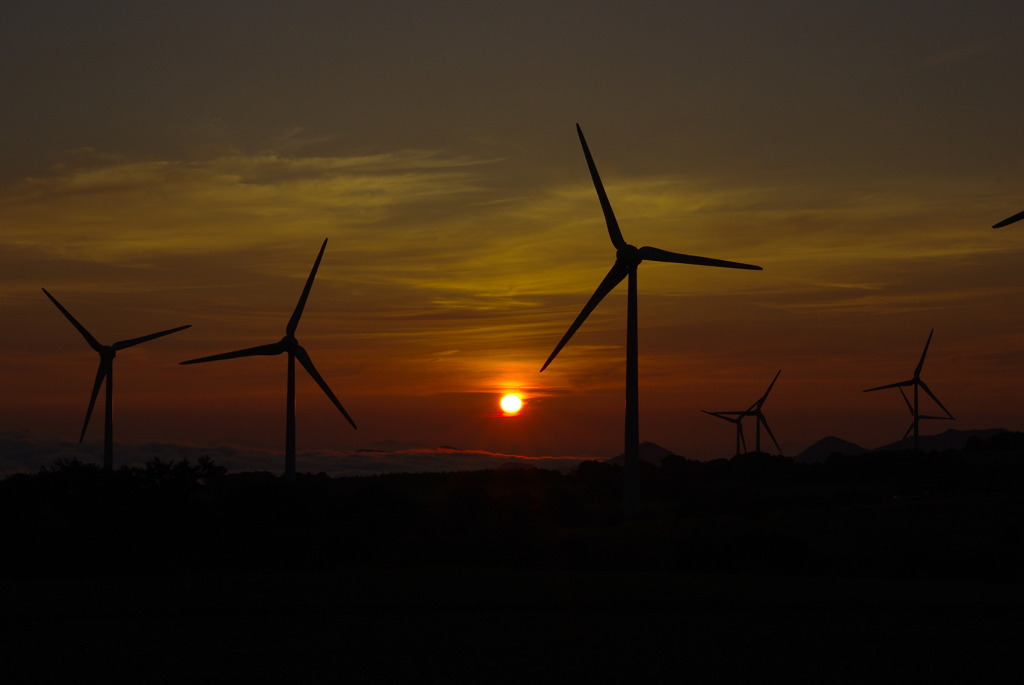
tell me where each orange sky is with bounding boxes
[3,2,1024,472]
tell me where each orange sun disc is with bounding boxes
[500,394,523,414]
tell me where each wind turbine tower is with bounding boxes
[864,329,954,451]
[181,238,356,477]
[540,124,762,514]
[42,288,191,471]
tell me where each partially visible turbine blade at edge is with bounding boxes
[180,341,286,365]
[540,261,629,372]
[638,246,762,271]
[993,210,1024,228]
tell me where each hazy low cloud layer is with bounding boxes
[0,430,592,477]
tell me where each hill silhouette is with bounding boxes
[795,436,868,463]
[606,441,677,466]
[874,427,1007,452]
[4,443,1024,581]
[4,448,1024,682]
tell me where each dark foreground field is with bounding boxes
[3,439,1024,682]
[3,569,1023,683]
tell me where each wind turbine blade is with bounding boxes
[294,346,357,429]
[898,386,914,415]
[918,380,954,419]
[180,341,286,365]
[113,325,191,351]
[760,415,783,454]
[638,246,762,271]
[703,410,739,424]
[540,261,629,372]
[755,369,782,407]
[42,288,103,352]
[80,360,109,442]
[576,124,626,249]
[287,238,328,337]
[902,422,914,442]
[914,329,934,378]
[864,380,913,392]
[993,210,1024,228]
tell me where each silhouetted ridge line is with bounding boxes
[794,436,867,464]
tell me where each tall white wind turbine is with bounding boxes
[540,124,762,513]
[180,238,356,476]
[42,288,191,471]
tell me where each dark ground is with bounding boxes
[3,439,1024,682]
[3,570,1023,683]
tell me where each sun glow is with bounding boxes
[499,394,523,415]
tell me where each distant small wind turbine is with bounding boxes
[180,238,356,477]
[42,288,191,471]
[864,329,954,451]
[993,210,1024,228]
[540,124,762,512]
[703,369,783,455]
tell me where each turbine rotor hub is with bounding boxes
[616,243,641,267]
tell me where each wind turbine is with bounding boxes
[180,238,356,477]
[703,369,783,455]
[864,329,954,451]
[540,124,762,513]
[993,210,1024,228]
[703,410,747,456]
[42,288,191,471]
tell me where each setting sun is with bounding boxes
[499,394,523,415]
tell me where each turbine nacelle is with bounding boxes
[616,243,642,267]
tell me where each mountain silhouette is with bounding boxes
[874,428,1007,452]
[607,441,678,466]
[794,436,868,464]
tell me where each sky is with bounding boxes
[3,1,1024,474]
